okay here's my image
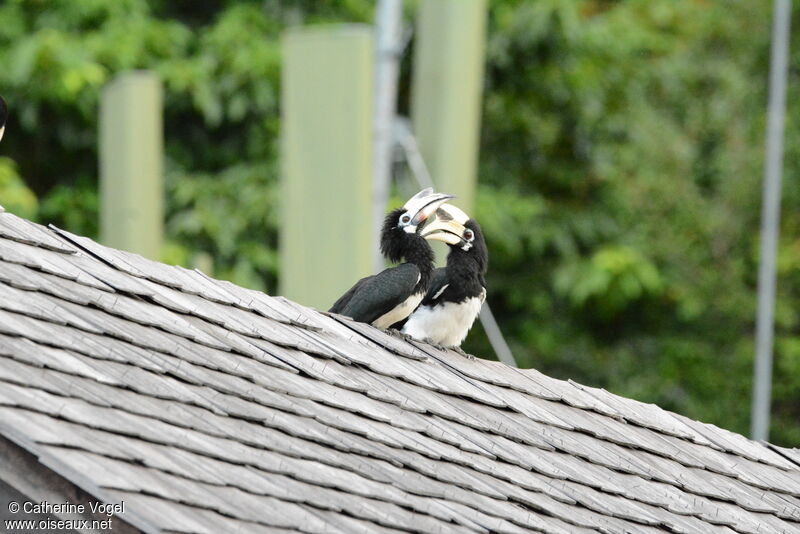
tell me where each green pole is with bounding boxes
[99,71,163,260]
[410,1,517,367]
[411,0,487,214]
[280,25,374,310]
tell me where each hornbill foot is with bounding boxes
[449,345,474,359]
[386,328,416,343]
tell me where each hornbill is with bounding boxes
[329,188,455,328]
[399,203,488,347]
[0,96,6,142]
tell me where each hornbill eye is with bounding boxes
[400,214,411,225]
[464,229,474,241]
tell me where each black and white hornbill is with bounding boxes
[329,188,455,328]
[399,203,488,347]
[0,96,7,142]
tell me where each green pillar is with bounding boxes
[280,25,374,310]
[99,71,163,260]
[411,0,488,213]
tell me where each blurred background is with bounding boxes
[1,0,799,446]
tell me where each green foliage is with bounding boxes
[0,158,37,219]
[554,245,663,316]
[37,177,98,237]
[167,162,280,291]
[0,0,798,445]
[473,0,800,444]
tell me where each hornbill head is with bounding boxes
[380,188,455,263]
[0,96,6,142]
[421,203,488,273]
[397,188,455,234]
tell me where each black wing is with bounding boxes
[420,267,449,307]
[329,274,375,314]
[422,266,484,305]
[329,263,421,324]
[389,267,448,330]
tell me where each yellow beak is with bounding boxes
[421,218,466,245]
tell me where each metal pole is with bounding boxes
[751,0,791,442]
[0,96,7,142]
[372,0,404,272]
[479,306,517,367]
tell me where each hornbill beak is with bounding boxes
[0,96,6,143]
[420,204,470,245]
[402,188,455,229]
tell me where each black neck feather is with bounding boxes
[405,237,434,291]
[380,208,435,291]
[445,220,488,298]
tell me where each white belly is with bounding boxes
[402,295,484,347]
[372,292,425,329]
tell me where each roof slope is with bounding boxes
[0,209,799,534]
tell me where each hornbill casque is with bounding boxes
[0,96,7,142]
[397,203,488,347]
[329,188,455,328]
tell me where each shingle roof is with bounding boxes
[0,209,799,534]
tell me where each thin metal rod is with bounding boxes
[373,0,404,272]
[479,306,517,367]
[395,120,517,367]
[751,0,791,442]
[395,119,435,189]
